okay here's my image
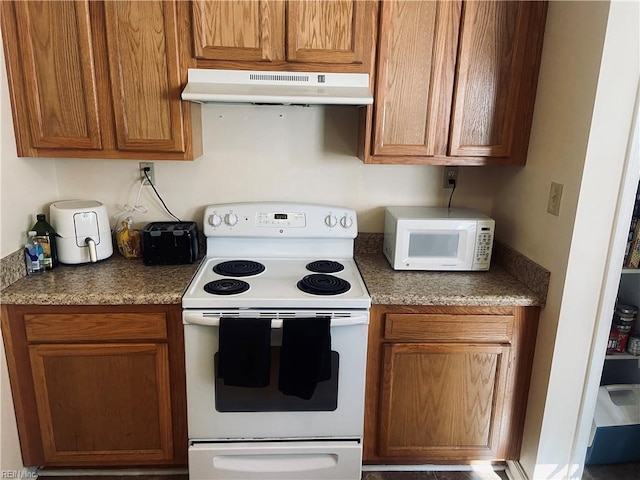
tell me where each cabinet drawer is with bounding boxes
[24,313,168,342]
[384,313,513,343]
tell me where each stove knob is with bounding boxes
[340,214,353,229]
[225,213,239,226]
[324,214,338,228]
[208,213,222,228]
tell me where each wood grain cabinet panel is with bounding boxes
[372,0,460,156]
[449,1,533,159]
[29,343,173,464]
[362,0,547,165]
[7,1,102,151]
[189,0,377,74]
[286,0,366,65]
[104,1,188,153]
[364,305,539,463]
[0,304,187,468]
[191,0,285,62]
[1,0,201,160]
[379,342,509,459]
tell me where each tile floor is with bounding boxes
[582,462,640,480]
[37,469,509,480]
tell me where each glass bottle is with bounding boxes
[31,213,58,269]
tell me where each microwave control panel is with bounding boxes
[473,220,495,269]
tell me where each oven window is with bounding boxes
[408,232,459,258]
[214,348,339,412]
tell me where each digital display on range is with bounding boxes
[274,213,288,220]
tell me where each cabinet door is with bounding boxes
[28,342,173,465]
[372,1,461,156]
[379,342,510,460]
[286,0,366,65]
[103,1,188,153]
[449,1,542,159]
[5,1,102,152]
[190,0,285,62]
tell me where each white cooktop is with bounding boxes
[182,257,370,310]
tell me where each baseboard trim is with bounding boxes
[362,464,507,472]
[35,468,188,477]
[506,460,529,480]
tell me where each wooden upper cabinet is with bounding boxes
[373,1,461,156]
[1,0,202,160]
[364,0,547,166]
[7,1,102,151]
[104,1,187,153]
[191,0,285,62]
[449,1,538,159]
[189,0,377,73]
[286,1,365,65]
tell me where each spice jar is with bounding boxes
[607,303,638,354]
[627,334,640,356]
[615,304,638,329]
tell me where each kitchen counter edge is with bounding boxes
[0,254,202,306]
[355,252,542,307]
[1,250,543,308]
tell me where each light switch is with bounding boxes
[547,182,563,216]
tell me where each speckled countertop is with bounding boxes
[1,235,546,307]
[355,253,541,306]
[0,255,201,305]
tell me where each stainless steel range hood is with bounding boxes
[181,69,373,106]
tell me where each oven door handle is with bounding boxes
[183,313,369,328]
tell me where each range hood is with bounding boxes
[181,69,373,106]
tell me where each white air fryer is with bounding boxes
[50,200,113,264]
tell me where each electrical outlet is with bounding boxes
[442,166,459,188]
[547,181,563,216]
[139,162,154,185]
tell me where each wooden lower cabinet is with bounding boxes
[0,304,187,467]
[364,305,539,463]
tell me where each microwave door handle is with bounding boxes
[182,313,369,328]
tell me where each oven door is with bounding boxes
[183,311,369,440]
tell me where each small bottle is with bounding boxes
[31,213,58,269]
[24,231,44,275]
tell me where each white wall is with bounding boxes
[53,104,498,236]
[490,1,640,478]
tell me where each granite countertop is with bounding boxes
[1,236,546,307]
[355,252,541,307]
[0,254,201,305]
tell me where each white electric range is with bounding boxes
[182,202,370,480]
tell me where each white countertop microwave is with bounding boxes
[383,206,495,271]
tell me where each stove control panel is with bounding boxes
[257,211,306,228]
[204,202,358,238]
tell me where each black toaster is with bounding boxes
[142,222,199,265]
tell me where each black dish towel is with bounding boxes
[217,318,272,387]
[278,317,331,400]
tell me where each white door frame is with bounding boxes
[568,83,640,478]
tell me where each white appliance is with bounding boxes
[49,200,113,264]
[181,69,373,106]
[182,202,370,480]
[383,206,495,271]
